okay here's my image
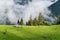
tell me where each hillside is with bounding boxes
[49,0,60,16]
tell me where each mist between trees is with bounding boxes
[18,13,60,26]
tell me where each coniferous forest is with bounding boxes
[19,13,60,26]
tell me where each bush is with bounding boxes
[44,21,52,26]
[3,29,7,35]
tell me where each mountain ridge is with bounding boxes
[49,0,60,17]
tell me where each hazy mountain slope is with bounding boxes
[0,0,57,24]
[49,0,60,16]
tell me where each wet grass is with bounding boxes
[0,25,60,40]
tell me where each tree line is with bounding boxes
[18,13,60,26]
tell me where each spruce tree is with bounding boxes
[28,15,33,26]
[6,18,11,25]
[20,18,24,25]
[17,20,20,24]
[57,16,60,24]
[33,17,37,26]
[38,13,44,25]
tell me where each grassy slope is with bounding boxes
[0,25,60,40]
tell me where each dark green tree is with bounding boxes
[20,18,24,25]
[6,18,11,25]
[33,17,37,26]
[57,16,60,24]
[38,13,44,25]
[27,15,33,26]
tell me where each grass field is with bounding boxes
[0,25,60,40]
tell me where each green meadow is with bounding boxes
[0,25,60,40]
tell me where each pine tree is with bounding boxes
[38,13,44,25]
[6,18,11,25]
[17,20,20,24]
[57,16,60,24]
[20,18,24,25]
[33,17,37,26]
[28,15,33,26]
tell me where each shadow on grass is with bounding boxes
[0,27,59,40]
[0,31,24,40]
[0,30,52,40]
[13,28,52,40]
